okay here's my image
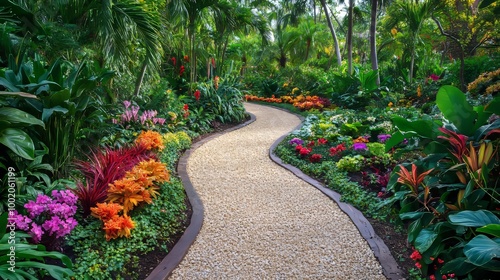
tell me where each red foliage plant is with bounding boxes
[73,144,155,217]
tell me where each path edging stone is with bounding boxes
[145,113,257,280]
[266,105,404,280]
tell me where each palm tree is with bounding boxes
[347,0,355,74]
[212,4,271,76]
[42,0,163,97]
[387,0,433,83]
[369,0,380,84]
[298,19,321,61]
[320,0,342,67]
[167,0,236,85]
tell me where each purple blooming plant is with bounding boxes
[377,134,391,143]
[12,190,78,251]
[289,137,304,146]
[352,142,368,151]
[115,101,166,128]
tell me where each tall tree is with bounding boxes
[369,0,380,84]
[347,0,354,74]
[320,0,342,67]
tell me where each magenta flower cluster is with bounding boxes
[12,190,78,243]
[113,100,166,126]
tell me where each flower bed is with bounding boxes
[274,85,500,280]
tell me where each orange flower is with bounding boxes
[102,214,135,241]
[91,202,123,221]
[353,136,369,143]
[133,159,170,184]
[107,177,145,215]
[135,130,164,150]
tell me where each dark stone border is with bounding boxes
[145,113,257,280]
[266,105,404,280]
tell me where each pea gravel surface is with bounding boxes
[169,103,386,279]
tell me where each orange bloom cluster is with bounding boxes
[245,94,331,111]
[91,159,169,241]
[90,202,135,241]
[244,94,282,103]
[107,159,170,215]
[353,136,369,143]
[135,130,164,150]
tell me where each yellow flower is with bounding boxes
[391,28,398,36]
[388,102,393,107]
[417,85,422,97]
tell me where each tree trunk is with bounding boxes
[133,61,147,96]
[370,0,380,85]
[305,40,311,61]
[347,0,354,74]
[320,0,341,67]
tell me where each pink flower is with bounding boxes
[123,100,131,109]
[429,74,440,81]
[317,138,328,145]
[31,223,43,243]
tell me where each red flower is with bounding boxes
[377,192,384,198]
[295,145,303,152]
[442,276,447,280]
[299,147,311,156]
[183,104,189,118]
[171,57,176,66]
[179,65,185,76]
[329,143,346,156]
[194,90,201,101]
[310,154,322,163]
[183,55,189,62]
[415,262,422,269]
[317,138,328,145]
[307,141,315,148]
[430,275,436,280]
[410,249,422,261]
[438,258,444,264]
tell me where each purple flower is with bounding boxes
[352,142,368,151]
[51,190,78,206]
[12,212,32,231]
[377,134,391,143]
[123,100,131,109]
[31,223,43,243]
[24,200,47,218]
[289,137,304,146]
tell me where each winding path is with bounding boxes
[169,103,386,279]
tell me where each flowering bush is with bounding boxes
[12,190,78,250]
[135,130,165,151]
[90,202,135,241]
[114,100,166,128]
[107,159,169,215]
[245,94,333,111]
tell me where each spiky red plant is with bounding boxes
[73,144,155,217]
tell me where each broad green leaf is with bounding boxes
[464,235,500,266]
[47,89,71,108]
[484,96,500,114]
[15,261,74,278]
[440,257,477,276]
[436,85,478,136]
[0,128,35,160]
[477,224,500,238]
[391,115,440,139]
[449,210,500,227]
[0,91,37,99]
[41,106,68,122]
[415,228,438,252]
[0,107,45,128]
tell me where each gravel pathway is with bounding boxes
[169,103,385,279]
